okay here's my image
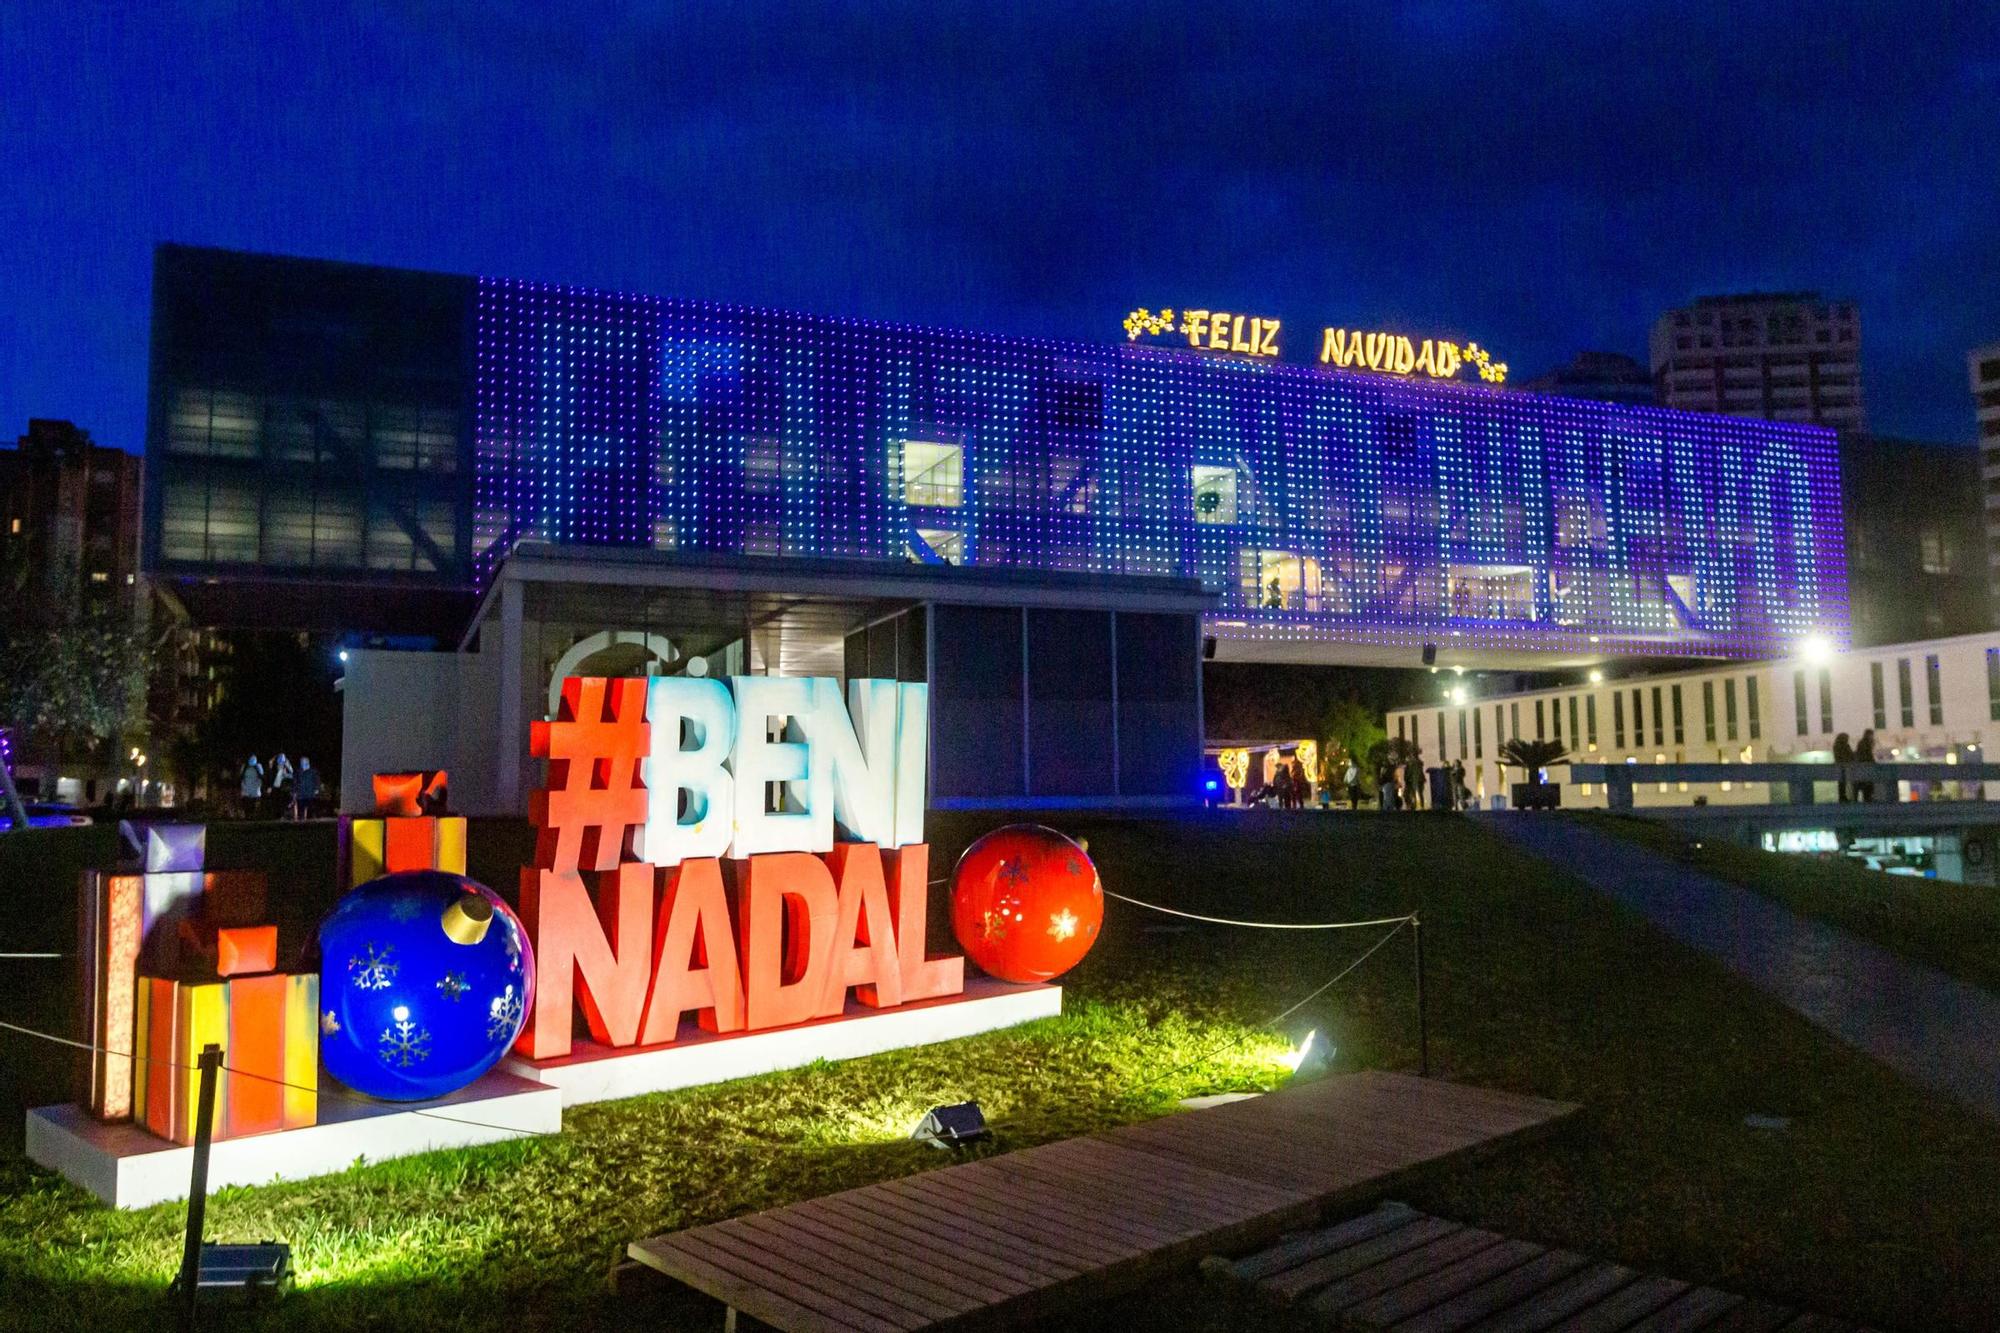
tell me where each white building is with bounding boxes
[1650,293,1864,431]
[1388,629,2000,808]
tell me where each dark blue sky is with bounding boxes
[3,2,1995,450]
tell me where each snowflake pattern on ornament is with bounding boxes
[996,857,1031,888]
[486,985,524,1042]
[1048,907,1080,942]
[379,1016,432,1067]
[348,942,398,991]
[436,971,469,1001]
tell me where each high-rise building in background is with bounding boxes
[1519,351,1656,406]
[0,418,143,615]
[1649,293,1865,431]
[1840,434,1987,645]
[1971,342,2000,616]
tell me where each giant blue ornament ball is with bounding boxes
[317,870,535,1101]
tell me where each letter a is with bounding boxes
[819,844,903,1014]
[639,857,746,1043]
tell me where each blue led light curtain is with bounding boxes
[476,278,1847,658]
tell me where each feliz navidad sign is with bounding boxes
[1121,306,1508,383]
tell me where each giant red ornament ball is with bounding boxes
[949,824,1103,983]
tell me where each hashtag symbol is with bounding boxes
[530,676,651,872]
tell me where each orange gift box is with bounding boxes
[133,972,318,1143]
[347,815,466,885]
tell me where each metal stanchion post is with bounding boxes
[1412,915,1428,1077]
[177,1043,222,1331]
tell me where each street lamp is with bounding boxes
[1800,633,1834,666]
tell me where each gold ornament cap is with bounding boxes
[440,893,493,946]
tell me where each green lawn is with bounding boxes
[1580,810,2000,995]
[1,812,1998,1331]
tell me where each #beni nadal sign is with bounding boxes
[515,674,964,1063]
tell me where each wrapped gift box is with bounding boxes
[133,972,318,1143]
[345,815,467,885]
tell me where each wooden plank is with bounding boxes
[1261,1216,1465,1304]
[1305,1229,1507,1315]
[867,1173,1128,1269]
[1623,1286,1746,1332]
[1207,1203,1421,1283]
[976,1140,1293,1227]
[1387,1246,1592,1333]
[1341,1238,1544,1327]
[1694,1300,1812,1333]
[688,1224,927,1331]
[816,1191,1078,1288]
[944,1159,1195,1251]
[630,1233,882,1333]
[777,1202,1022,1306]
[728,1211,969,1325]
[1457,1263,1637,1333]
[1545,1273,1689,1332]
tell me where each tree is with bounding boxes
[1499,737,1569,781]
[1320,696,1385,780]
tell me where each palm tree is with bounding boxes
[1499,737,1569,783]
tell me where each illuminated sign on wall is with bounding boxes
[1317,330,1508,383]
[1124,307,1281,358]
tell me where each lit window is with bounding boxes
[89,571,109,584]
[1191,465,1237,524]
[912,528,964,564]
[901,440,963,508]
[6,518,18,534]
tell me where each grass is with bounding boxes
[1580,810,2000,995]
[0,810,1998,1330]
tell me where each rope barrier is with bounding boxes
[0,952,68,959]
[0,1016,549,1139]
[1098,890,1415,932]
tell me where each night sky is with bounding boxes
[2,3,1995,451]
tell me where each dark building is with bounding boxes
[1519,351,1656,406]
[0,418,143,613]
[1840,433,1989,646]
[146,244,476,636]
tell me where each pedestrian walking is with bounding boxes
[1832,732,1853,803]
[1855,729,1877,803]
[292,757,322,819]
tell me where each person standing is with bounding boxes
[1273,760,1295,811]
[1832,732,1853,803]
[239,754,264,818]
[292,757,321,819]
[1451,759,1468,811]
[1855,729,1877,803]
[1289,756,1309,809]
[1344,758,1361,810]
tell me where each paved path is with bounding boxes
[1478,814,2000,1122]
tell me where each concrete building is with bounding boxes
[1518,351,1655,406]
[1389,628,2000,811]
[1650,293,1865,431]
[1973,343,2000,615]
[0,418,142,613]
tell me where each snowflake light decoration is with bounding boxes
[380,1013,432,1067]
[486,985,525,1042]
[349,942,398,991]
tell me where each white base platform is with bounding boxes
[26,1070,562,1209]
[503,977,1063,1106]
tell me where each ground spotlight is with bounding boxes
[912,1101,989,1149]
[1280,1028,1335,1081]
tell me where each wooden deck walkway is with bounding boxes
[1204,1202,1874,1331]
[625,1071,1578,1331]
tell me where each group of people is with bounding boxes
[238,753,323,819]
[1265,754,1314,808]
[1831,729,1880,803]
[1372,757,1472,812]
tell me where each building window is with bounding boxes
[1818,668,1833,734]
[1535,700,1545,740]
[1724,679,1738,741]
[1459,709,1468,758]
[1586,696,1598,749]
[1473,706,1483,758]
[1632,689,1644,744]
[1871,661,1886,729]
[1494,705,1504,745]
[1898,658,1913,727]
[1613,692,1626,749]
[1570,696,1581,749]
[1397,716,1406,741]
[1671,684,1685,744]
[6,518,17,535]
[1745,677,1760,741]
[1652,686,1664,746]
[1926,654,1943,725]
[88,570,108,584]
[1551,695,1563,746]
[901,440,964,507]
[1988,649,2000,723]
[1190,465,1237,525]
[1511,702,1520,740]
[1438,712,1447,760]
[1704,681,1716,742]
[914,528,965,564]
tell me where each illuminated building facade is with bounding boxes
[149,247,1849,667]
